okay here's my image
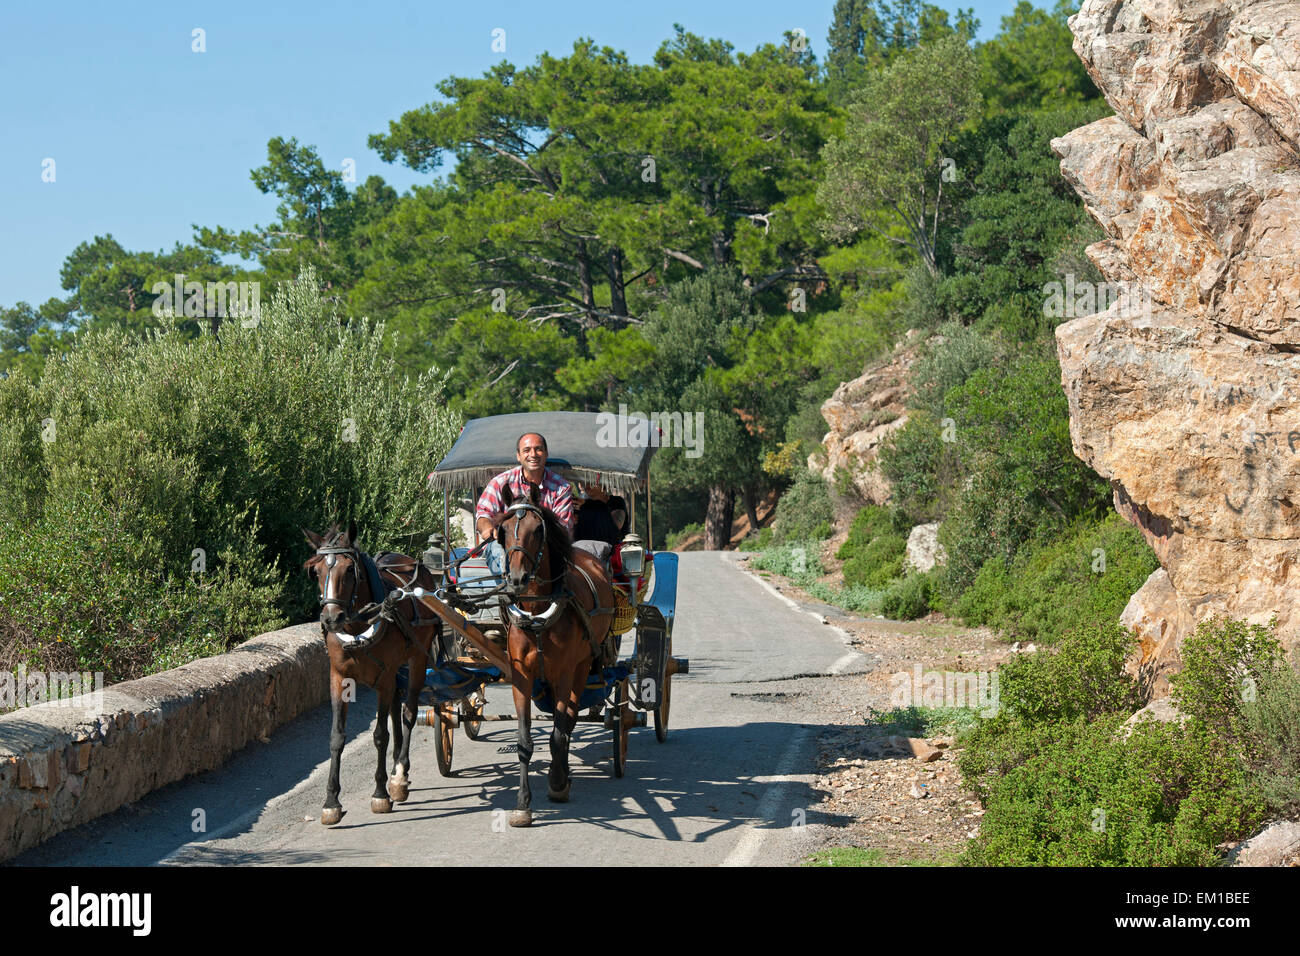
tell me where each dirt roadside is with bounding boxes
[735,553,1014,865]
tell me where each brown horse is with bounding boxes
[495,482,617,827]
[302,521,442,826]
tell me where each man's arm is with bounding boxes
[474,475,506,541]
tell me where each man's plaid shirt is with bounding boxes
[475,466,575,534]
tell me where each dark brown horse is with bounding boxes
[302,521,442,826]
[495,483,617,827]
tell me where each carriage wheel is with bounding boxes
[654,634,673,743]
[612,679,630,778]
[434,704,455,776]
[461,692,484,741]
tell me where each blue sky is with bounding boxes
[0,0,1030,309]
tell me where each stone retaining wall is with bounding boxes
[0,623,327,862]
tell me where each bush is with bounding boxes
[879,571,935,620]
[1170,616,1286,746]
[937,352,1111,596]
[749,540,825,580]
[951,513,1159,643]
[957,618,1278,866]
[866,703,983,739]
[1242,662,1300,815]
[962,714,1267,866]
[770,472,834,543]
[803,581,886,614]
[0,270,460,680]
[909,321,1003,420]
[1171,617,1300,816]
[877,411,958,523]
[0,489,283,684]
[837,505,907,587]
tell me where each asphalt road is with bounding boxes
[12,552,872,867]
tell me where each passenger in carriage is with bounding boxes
[474,431,573,581]
[571,477,627,564]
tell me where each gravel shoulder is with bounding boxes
[734,553,1012,865]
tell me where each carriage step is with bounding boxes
[672,657,689,675]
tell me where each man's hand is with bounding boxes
[476,513,503,539]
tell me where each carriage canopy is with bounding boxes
[428,412,658,496]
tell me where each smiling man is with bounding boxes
[474,432,574,579]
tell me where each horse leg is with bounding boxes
[547,640,583,802]
[370,681,393,813]
[389,646,425,803]
[509,632,536,827]
[322,667,349,826]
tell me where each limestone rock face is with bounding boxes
[813,335,922,504]
[1055,0,1300,696]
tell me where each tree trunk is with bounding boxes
[577,239,595,325]
[704,484,735,551]
[743,485,760,532]
[607,248,627,322]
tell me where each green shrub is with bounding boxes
[962,714,1268,866]
[1171,617,1300,816]
[937,352,1111,596]
[1242,662,1300,815]
[866,703,983,739]
[0,269,460,680]
[0,489,283,684]
[1170,617,1286,746]
[835,505,907,587]
[958,621,1142,798]
[957,619,1278,866]
[952,513,1159,643]
[909,320,1003,420]
[736,526,773,552]
[749,540,825,580]
[771,472,834,544]
[803,581,885,614]
[877,411,958,524]
[879,571,935,620]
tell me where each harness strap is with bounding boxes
[568,563,616,661]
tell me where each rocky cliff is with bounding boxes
[813,331,923,503]
[1054,0,1300,696]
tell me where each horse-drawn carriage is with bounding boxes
[304,411,686,827]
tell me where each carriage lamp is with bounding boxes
[421,533,447,574]
[619,534,645,575]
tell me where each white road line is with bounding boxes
[828,652,861,675]
[722,552,865,660]
[721,726,812,867]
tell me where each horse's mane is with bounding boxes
[538,506,573,574]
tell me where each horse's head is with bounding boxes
[302,519,374,632]
[497,482,547,593]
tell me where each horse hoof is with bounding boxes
[371,797,393,814]
[321,807,345,826]
[388,780,409,803]
[509,809,533,828]
[547,784,571,803]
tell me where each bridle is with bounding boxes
[498,500,550,593]
[315,542,368,628]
